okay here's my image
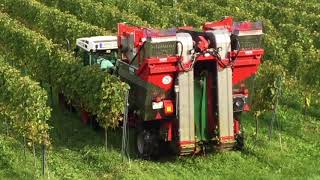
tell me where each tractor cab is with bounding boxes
[75,36,118,71]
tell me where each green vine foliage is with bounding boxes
[251,61,286,115]
[0,12,129,128]
[0,0,108,45]
[37,0,148,30]
[98,0,206,28]
[0,55,51,146]
[268,0,320,14]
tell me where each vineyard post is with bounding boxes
[5,120,8,136]
[41,143,46,176]
[105,128,108,151]
[269,108,276,140]
[121,90,129,161]
[268,76,282,140]
[304,92,310,117]
[49,84,53,107]
[277,77,284,149]
[32,142,37,174]
[250,75,259,138]
[23,135,26,159]
[255,114,259,138]
[48,61,53,106]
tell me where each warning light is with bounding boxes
[163,100,174,115]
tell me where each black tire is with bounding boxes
[136,129,159,159]
[235,132,245,150]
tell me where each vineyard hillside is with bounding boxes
[0,0,319,179]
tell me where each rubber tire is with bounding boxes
[136,129,159,159]
[235,132,245,150]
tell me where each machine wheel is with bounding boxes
[235,132,245,150]
[136,129,158,158]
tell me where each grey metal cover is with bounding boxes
[217,67,234,143]
[176,70,195,152]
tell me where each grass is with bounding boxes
[0,94,320,179]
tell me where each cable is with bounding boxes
[177,41,199,72]
[177,39,230,71]
[177,41,187,71]
[209,48,229,68]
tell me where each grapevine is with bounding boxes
[0,0,108,45]
[0,55,51,146]
[0,12,129,128]
[36,0,148,29]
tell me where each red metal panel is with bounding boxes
[203,16,233,32]
[233,62,260,85]
[137,57,178,91]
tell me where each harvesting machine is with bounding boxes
[73,17,264,157]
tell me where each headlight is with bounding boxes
[233,96,246,112]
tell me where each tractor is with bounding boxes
[73,17,264,157]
